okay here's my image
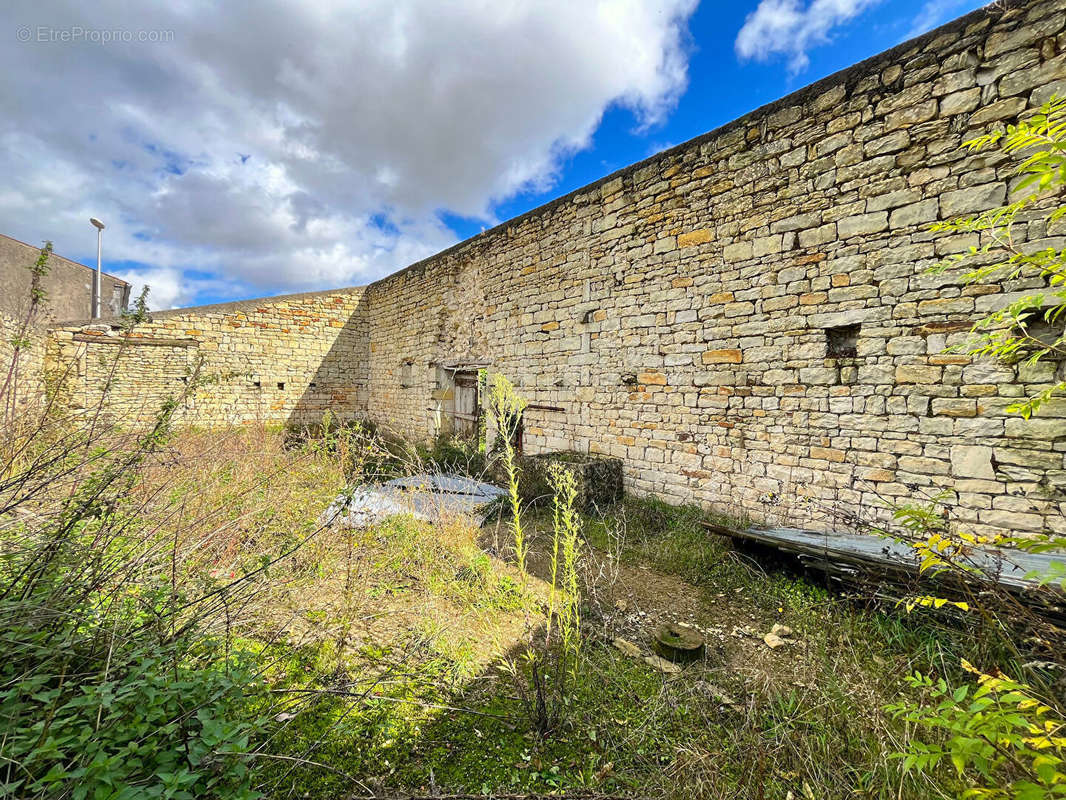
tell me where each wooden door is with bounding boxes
[452,371,480,439]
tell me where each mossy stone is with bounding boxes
[516,451,623,511]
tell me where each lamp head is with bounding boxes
[89,217,105,231]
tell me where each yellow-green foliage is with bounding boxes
[489,373,528,574]
[366,514,533,615]
[890,661,1066,798]
[931,97,1066,419]
[890,96,1066,800]
[547,462,581,666]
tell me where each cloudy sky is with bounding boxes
[1,0,985,310]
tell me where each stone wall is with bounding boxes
[1,235,130,413]
[0,310,47,414]
[49,288,368,427]
[47,0,1066,535]
[363,0,1066,536]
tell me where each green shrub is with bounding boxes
[415,434,487,478]
[885,95,1066,800]
[0,406,268,799]
[889,661,1066,798]
[0,624,263,800]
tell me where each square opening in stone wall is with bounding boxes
[277,382,285,390]
[826,323,860,358]
[1017,314,1065,358]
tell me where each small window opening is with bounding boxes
[277,381,285,390]
[1018,315,1065,357]
[826,323,860,358]
[253,380,261,389]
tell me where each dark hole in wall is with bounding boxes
[253,381,261,389]
[277,382,285,390]
[1018,314,1065,356]
[826,323,861,358]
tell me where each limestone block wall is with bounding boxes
[365,0,1066,535]
[38,0,1066,535]
[48,288,369,427]
[0,311,47,414]
[1,235,130,414]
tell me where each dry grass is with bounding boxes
[139,430,980,798]
[269,512,551,680]
[2,417,992,799]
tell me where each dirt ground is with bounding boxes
[493,516,830,704]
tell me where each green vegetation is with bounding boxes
[489,374,529,573]
[3,384,1044,799]
[7,358,1020,799]
[882,98,1066,800]
[254,486,1024,800]
[932,96,1066,420]
[0,407,271,799]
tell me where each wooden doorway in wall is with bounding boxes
[451,370,481,441]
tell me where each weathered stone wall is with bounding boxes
[43,0,1066,535]
[0,310,48,413]
[1,235,131,413]
[364,0,1066,536]
[49,288,369,427]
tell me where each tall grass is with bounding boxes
[0,340,355,799]
[488,374,528,574]
[0,388,267,798]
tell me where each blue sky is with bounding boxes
[0,0,986,310]
[454,0,986,242]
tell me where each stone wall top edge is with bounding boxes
[364,0,1019,291]
[49,0,1024,324]
[49,284,368,329]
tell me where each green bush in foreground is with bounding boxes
[0,623,262,800]
[0,405,268,799]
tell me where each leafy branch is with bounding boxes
[931,97,1066,418]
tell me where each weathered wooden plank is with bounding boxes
[702,521,1065,594]
[72,334,199,347]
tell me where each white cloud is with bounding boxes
[0,0,697,309]
[116,267,232,312]
[735,0,879,73]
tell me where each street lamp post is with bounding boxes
[89,217,105,319]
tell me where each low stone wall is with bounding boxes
[0,311,47,414]
[0,235,131,416]
[48,288,369,427]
